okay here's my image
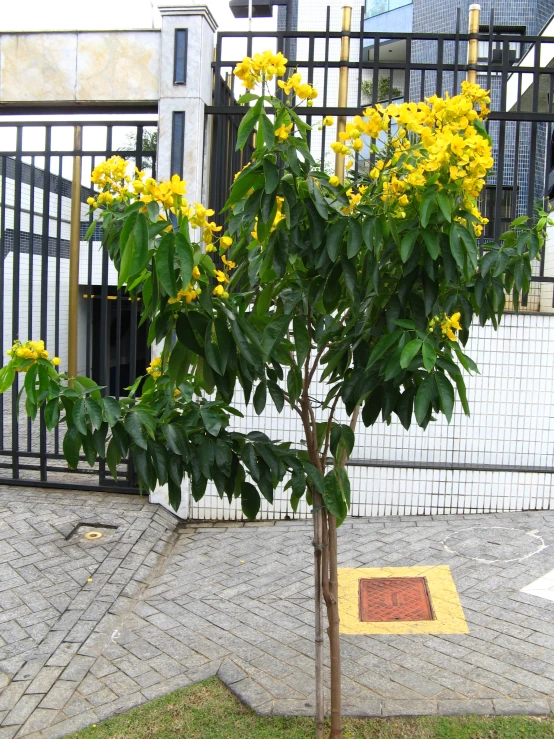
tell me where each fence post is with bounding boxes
[153,4,218,519]
[68,125,82,381]
[466,3,480,84]
[335,4,352,183]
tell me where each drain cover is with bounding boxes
[359,577,434,622]
[83,531,103,540]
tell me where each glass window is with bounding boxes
[477,26,524,65]
[365,0,412,20]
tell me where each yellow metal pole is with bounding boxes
[68,125,82,379]
[335,4,352,183]
[467,4,481,85]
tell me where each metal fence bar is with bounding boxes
[0,119,156,492]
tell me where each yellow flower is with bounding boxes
[275,122,293,141]
[86,197,96,207]
[220,236,233,249]
[329,175,340,187]
[213,285,229,298]
[205,244,217,253]
[192,266,201,280]
[322,116,334,126]
[450,312,462,330]
[214,270,229,284]
[221,255,236,269]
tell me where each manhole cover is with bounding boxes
[442,527,546,563]
[66,523,118,542]
[358,577,434,622]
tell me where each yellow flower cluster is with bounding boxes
[6,340,60,370]
[277,73,318,102]
[233,51,288,90]
[168,266,203,306]
[146,356,162,381]
[333,82,492,229]
[90,156,129,188]
[88,158,192,217]
[429,312,462,342]
[251,197,285,241]
[188,203,222,246]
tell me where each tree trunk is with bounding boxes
[326,512,342,738]
[312,489,325,739]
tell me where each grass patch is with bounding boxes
[69,677,554,739]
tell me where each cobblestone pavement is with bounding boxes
[0,487,553,738]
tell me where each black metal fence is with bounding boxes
[0,120,156,492]
[207,9,554,308]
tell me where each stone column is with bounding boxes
[156,2,217,202]
[150,2,218,519]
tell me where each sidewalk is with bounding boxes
[0,486,553,738]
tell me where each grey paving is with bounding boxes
[0,487,553,737]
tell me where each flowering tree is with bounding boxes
[0,50,549,739]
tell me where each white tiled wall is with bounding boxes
[190,312,554,520]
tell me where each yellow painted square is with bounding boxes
[338,565,469,635]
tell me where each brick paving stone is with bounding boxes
[0,490,554,736]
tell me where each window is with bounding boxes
[478,185,515,239]
[365,0,411,20]
[174,29,188,85]
[171,112,185,178]
[477,25,525,67]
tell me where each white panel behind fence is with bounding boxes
[189,312,554,520]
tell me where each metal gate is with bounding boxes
[0,119,157,492]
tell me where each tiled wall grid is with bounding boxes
[191,312,554,520]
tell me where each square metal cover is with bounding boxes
[358,577,434,622]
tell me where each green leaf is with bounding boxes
[263,158,279,194]
[253,383,267,415]
[175,232,194,289]
[118,231,134,289]
[260,111,275,149]
[262,314,290,359]
[156,233,177,298]
[400,230,419,263]
[326,219,347,261]
[367,330,401,367]
[63,426,81,469]
[415,374,435,426]
[268,382,285,412]
[241,481,260,520]
[419,191,436,228]
[124,412,148,450]
[129,213,150,278]
[44,398,60,431]
[422,230,440,260]
[84,398,102,431]
[399,339,422,369]
[72,399,87,435]
[454,374,471,417]
[236,100,262,151]
[106,437,121,480]
[449,224,464,271]
[293,315,310,368]
[436,192,452,222]
[149,440,169,485]
[346,219,363,258]
[287,365,302,406]
[200,406,223,436]
[323,469,348,525]
[0,365,15,395]
[422,341,437,372]
[435,372,454,422]
[393,319,415,329]
[304,462,324,495]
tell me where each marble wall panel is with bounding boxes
[76,31,160,102]
[0,33,78,102]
